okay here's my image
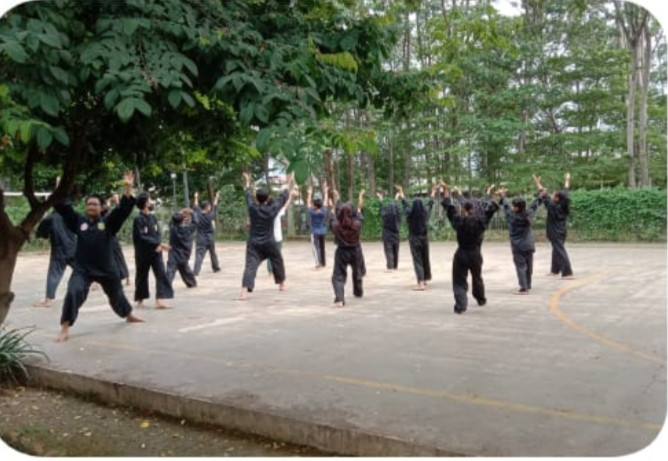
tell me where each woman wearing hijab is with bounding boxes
[395,183,439,291]
[331,190,365,307]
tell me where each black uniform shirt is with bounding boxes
[133,212,162,256]
[36,212,76,261]
[501,197,540,252]
[55,194,136,278]
[245,188,289,245]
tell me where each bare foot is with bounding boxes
[413,283,426,291]
[126,313,145,323]
[136,301,145,309]
[561,275,575,280]
[55,325,69,342]
[279,283,287,291]
[125,278,131,286]
[384,269,394,273]
[514,290,529,295]
[236,288,248,301]
[333,302,344,308]
[155,302,172,310]
[91,282,100,291]
[33,299,53,308]
[546,272,558,276]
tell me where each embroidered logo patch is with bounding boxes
[98,222,105,231]
[80,223,88,231]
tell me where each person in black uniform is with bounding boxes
[33,209,76,307]
[395,183,439,291]
[441,182,500,314]
[237,172,294,301]
[166,208,197,288]
[193,190,221,275]
[499,188,540,294]
[533,173,574,279]
[376,190,402,272]
[133,192,174,308]
[331,190,366,307]
[103,194,131,286]
[53,171,143,342]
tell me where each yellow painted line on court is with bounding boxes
[549,269,666,365]
[31,334,663,433]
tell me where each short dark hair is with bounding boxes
[256,189,269,203]
[462,201,474,212]
[86,194,104,206]
[136,192,150,210]
[200,200,210,210]
[171,212,184,224]
[512,197,526,213]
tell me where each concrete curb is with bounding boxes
[25,364,465,457]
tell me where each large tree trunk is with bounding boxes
[0,190,29,325]
[388,134,395,194]
[364,152,376,198]
[638,22,651,186]
[626,40,639,188]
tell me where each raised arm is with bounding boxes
[440,186,458,226]
[564,172,571,190]
[242,172,254,207]
[106,171,137,235]
[306,185,313,209]
[357,189,365,212]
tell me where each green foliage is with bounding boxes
[0,327,48,384]
[569,187,667,241]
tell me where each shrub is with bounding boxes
[0,327,48,384]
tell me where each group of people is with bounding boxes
[34,170,574,341]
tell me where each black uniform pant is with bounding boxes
[194,234,220,275]
[134,251,174,301]
[409,235,431,282]
[166,252,197,288]
[267,241,283,273]
[311,233,326,267]
[46,255,74,299]
[332,245,364,304]
[242,241,286,292]
[382,232,399,270]
[512,248,534,291]
[61,272,132,326]
[452,248,485,313]
[549,237,573,276]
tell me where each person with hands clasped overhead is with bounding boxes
[533,173,574,280]
[396,183,438,291]
[440,180,499,314]
[498,187,540,294]
[307,182,330,270]
[193,190,221,275]
[53,171,144,342]
[237,172,295,301]
[376,189,402,272]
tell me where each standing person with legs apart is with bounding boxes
[33,179,76,308]
[331,189,366,308]
[498,188,540,295]
[533,172,574,280]
[53,171,144,342]
[441,182,500,314]
[133,191,174,309]
[193,190,221,275]
[166,208,198,288]
[103,194,131,286]
[376,190,402,272]
[307,183,330,270]
[237,172,295,301]
[396,183,438,291]
[267,185,293,276]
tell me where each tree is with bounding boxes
[0,0,415,325]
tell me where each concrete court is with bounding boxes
[2,240,666,456]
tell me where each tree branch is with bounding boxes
[23,143,39,211]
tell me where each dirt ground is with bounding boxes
[0,384,329,457]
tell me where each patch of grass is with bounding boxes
[0,327,48,385]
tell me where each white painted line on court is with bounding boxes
[178,317,244,333]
